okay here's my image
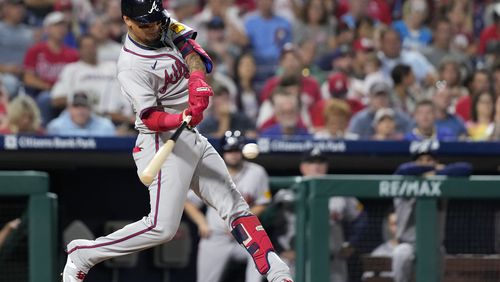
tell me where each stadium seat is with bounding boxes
[153,221,192,268]
[103,221,139,268]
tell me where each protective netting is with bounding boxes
[264,194,500,282]
[342,198,500,282]
[0,197,29,282]
[443,199,500,282]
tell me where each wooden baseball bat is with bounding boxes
[139,115,192,186]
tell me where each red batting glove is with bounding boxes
[185,108,204,128]
[188,70,213,115]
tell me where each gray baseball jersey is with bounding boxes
[117,18,192,133]
[65,18,290,282]
[188,161,271,282]
[328,197,363,282]
[393,199,447,282]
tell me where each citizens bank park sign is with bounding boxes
[3,135,97,150]
[257,138,347,153]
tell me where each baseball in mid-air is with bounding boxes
[242,143,259,159]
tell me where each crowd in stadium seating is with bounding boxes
[0,0,500,140]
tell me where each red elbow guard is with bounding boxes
[141,109,182,132]
[179,39,213,73]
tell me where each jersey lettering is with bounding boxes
[159,57,189,94]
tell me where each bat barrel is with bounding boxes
[138,115,191,187]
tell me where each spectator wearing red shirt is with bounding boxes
[455,69,491,122]
[259,43,321,108]
[259,87,310,138]
[234,0,256,13]
[22,11,79,126]
[367,0,392,25]
[337,0,391,28]
[310,72,364,130]
[257,75,311,132]
[478,3,500,55]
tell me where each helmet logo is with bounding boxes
[148,1,160,14]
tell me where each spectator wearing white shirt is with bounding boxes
[87,15,122,63]
[51,35,133,129]
[377,28,437,87]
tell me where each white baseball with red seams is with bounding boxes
[242,143,260,159]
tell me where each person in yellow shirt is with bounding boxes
[466,91,495,141]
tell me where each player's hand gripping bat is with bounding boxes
[139,114,192,186]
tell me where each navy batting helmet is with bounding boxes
[121,0,166,24]
[410,140,439,160]
[222,131,245,152]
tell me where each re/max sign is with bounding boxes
[379,180,442,197]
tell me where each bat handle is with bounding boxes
[171,115,192,141]
[138,115,192,186]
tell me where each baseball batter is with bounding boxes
[61,1,293,282]
[184,131,272,282]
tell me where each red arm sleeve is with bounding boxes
[140,109,182,132]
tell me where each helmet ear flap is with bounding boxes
[159,10,171,46]
[160,10,171,33]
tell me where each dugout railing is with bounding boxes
[270,175,500,282]
[0,171,58,282]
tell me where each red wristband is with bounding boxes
[190,70,205,80]
[159,112,182,131]
[141,110,182,131]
